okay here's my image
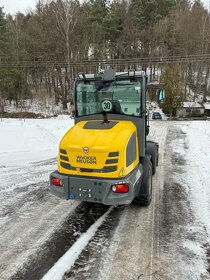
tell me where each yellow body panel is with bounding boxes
[58,120,139,178]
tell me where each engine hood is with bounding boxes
[58,120,139,178]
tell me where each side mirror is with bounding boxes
[156,89,165,104]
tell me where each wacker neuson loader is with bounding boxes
[50,69,158,206]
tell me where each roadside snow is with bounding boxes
[0,116,74,167]
[0,116,74,190]
[181,121,210,236]
[170,121,210,277]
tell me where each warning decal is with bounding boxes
[118,167,125,177]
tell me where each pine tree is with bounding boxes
[0,7,21,112]
[0,7,12,57]
[129,0,175,28]
[160,64,184,116]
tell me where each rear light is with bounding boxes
[112,184,129,193]
[51,177,62,187]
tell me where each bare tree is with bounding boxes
[51,0,79,109]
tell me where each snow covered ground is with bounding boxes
[0,116,74,191]
[0,116,76,279]
[0,118,210,280]
[0,115,74,167]
[176,121,210,236]
[160,121,210,279]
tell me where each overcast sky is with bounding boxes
[0,0,37,15]
[0,0,209,15]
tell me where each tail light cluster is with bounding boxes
[51,177,62,187]
[112,184,129,193]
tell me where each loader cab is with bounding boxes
[76,77,142,117]
[74,69,148,157]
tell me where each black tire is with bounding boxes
[133,155,152,206]
[151,159,156,175]
[146,141,158,175]
[156,152,159,166]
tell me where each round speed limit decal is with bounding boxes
[101,100,113,112]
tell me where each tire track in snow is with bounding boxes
[62,205,126,280]
[65,121,170,280]
[0,158,56,192]
[0,180,79,280]
[9,202,110,280]
[149,121,169,280]
[157,123,209,279]
[43,207,114,280]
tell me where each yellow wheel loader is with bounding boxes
[50,69,158,206]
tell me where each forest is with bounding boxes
[0,0,210,115]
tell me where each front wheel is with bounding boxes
[133,155,152,206]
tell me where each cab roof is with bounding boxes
[77,69,146,81]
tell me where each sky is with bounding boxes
[0,0,209,15]
[0,0,37,15]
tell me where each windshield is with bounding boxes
[75,78,142,117]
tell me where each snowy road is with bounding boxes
[0,119,210,280]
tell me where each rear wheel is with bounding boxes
[133,155,152,206]
[145,141,158,175]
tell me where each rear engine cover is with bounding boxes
[58,120,139,179]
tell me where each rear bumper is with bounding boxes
[50,165,142,205]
